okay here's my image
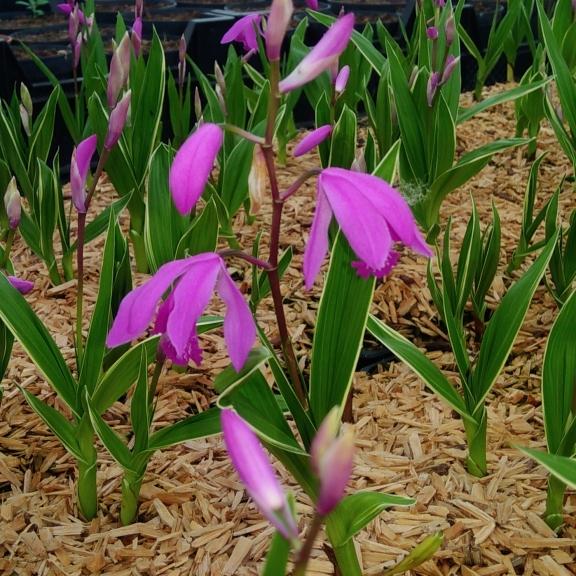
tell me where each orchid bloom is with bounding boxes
[70,135,98,213]
[169,123,223,215]
[303,168,432,288]
[221,13,262,54]
[107,253,256,371]
[105,90,131,150]
[279,12,354,93]
[221,409,299,540]
[293,125,332,157]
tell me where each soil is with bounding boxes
[0,13,63,34]
[0,82,576,575]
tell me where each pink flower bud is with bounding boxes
[169,123,223,215]
[70,135,98,213]
[279,13,355,93]
[334,65,350,93]
[306,0,318,7]
[311,409,355,516]
[221,409,299,540]
[132,17,142,58]
[135,0,143,18]
[293,124,332,157]
[426,71,441,106]
[266,0,294,60]
[105,90,131,150]
[107,33,131,109]
[178,35,187,87]
[444,15,455,46]
[426,26,438,40]
[4,178,21,230]
[7,276,34,294]
[441,54,459,84]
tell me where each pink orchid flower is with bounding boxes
[107,253,256,371]
[221,409,299,540]
[303,168,432,288]
[7,276,34,294]
[293,125,332,157]
[221,13,262,54]
[279,12,355,93]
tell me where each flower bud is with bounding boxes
[435,0,445,6]
[19,104,31,137]
[444,15,455,46]
[221,409,299,540]
[7,276,33,294]
[311,409,354,516]
[293,124,332,157]
[4,178,21,230]
[194,87,203,123]
[70,135,98,213]
[214,61,226,97]
[426,26,438,40]
[248,145,266,215]
[20,83,32,119]
[105,90,131,150]
[132,17,142,58]
[441,54,459,84]
[215,84,227,116]
[107,32,131,109]
[135,0,143,18]
[266,0,294,60]
[426,71,441,106]
[178,35,187,88]
[334,65,350,94]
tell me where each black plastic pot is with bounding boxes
[0,10,62,34]
[177,0,226,6]
[93,0,177,23]
[0,0,20,11]
[471,0,505,51]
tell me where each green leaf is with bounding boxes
[28,86,58,170]
[519,448,576,489]
[131,348,150,454]
[471,231,558,411]
[174,198,219,259]
[542,289,576,455]
[79,213,117,395]
[329,492,414,547]
[147,407,221,451]
[309,231,375,423]
[367,315,470,419]
[262,531,292,576]
[329,105,357,169]
[21,390,83,461]
[0,274,78,414]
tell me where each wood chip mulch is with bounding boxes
[1,83,575,575]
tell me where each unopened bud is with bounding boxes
[426,26,438,40]
[215,84,227,116]
[4,178,21,229]
[105,90,131,149]
[441,54,459,84]
[107,32,131,108]
[334,65,350,94]
[20,83,32,118]
[132,17,142,58]
[427,71,441,106]
[444,15,455,46]
[266,0,293,60]
[194,87,203,124]
[19,104,31,137]
[135,0,143,18]
[248,145,266,215]
[214,61,226,97]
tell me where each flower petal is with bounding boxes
[169,123,223,215]
[166,254,221,358]
[8,276,33,294]
[107,258,194,347]
[303,181,333,289]
[320,169,393,272]
[70,134,98,213]
[217,266,256,371]
[221,13,261,52]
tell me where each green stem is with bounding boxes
[293,513,324,576]
[76,415,98,520]
[127,194,148,273]
[544,474,566,531]
[1,229,15,269]
[463,409,488,477]
[120,469,145,525]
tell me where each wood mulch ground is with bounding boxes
[1,82,575,575]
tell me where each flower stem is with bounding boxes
[262,59,306,406]
[1,229,16,270]
[545,473,566,531]
[292,513,324,576]
[75,148,110,365]
[219,249,273,271]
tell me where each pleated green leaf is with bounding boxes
[519,448,576,489]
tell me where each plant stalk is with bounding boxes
[292,513,324,576]
[76,415,98,520]
[120,468,145,525]
[1,229,15,269]
[544,473,566,531]
[463,409,488,477]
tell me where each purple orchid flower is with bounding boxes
[279,12,354,93]
[4,178,21,230]
[426,26,438,40]
[221,409,299,540]
[70,135,98,213]
[441,54,460,84]
[59,3,86,24]
[303,168,432,288]
[426,71,441,106]
[293,125,332,157]
[169,123,223,216]
[8,276,34,294]
[107,253,256,371]
[266,0,293,60]
[221,13,262,54]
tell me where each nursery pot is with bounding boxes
[92,0,177,23]
[176,0,226,7]
[0,10,63,34]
